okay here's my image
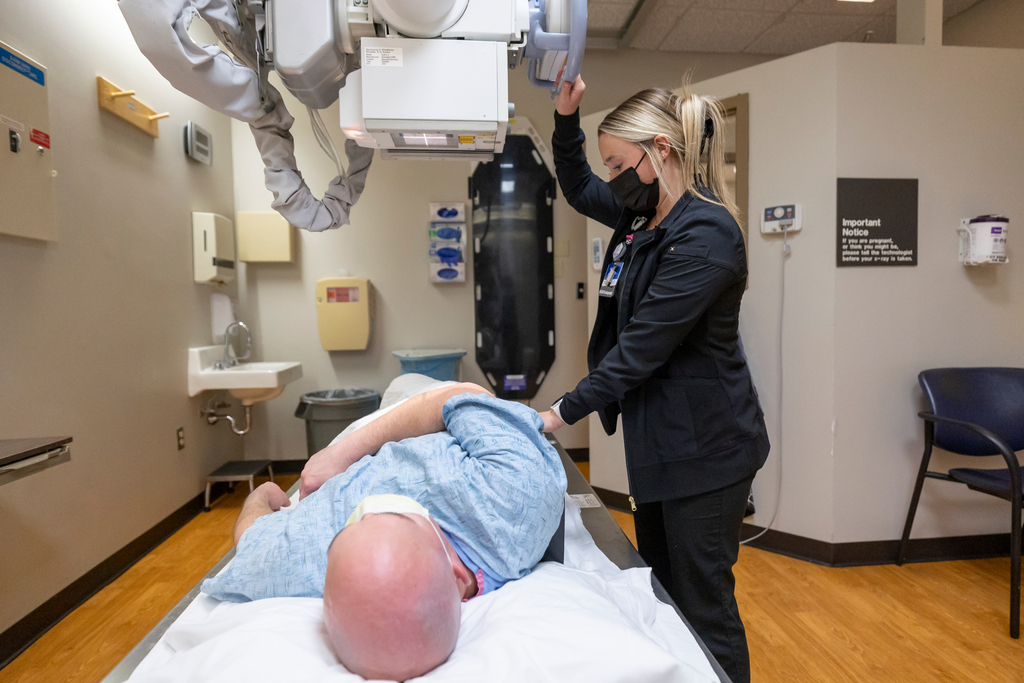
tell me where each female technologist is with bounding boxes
[539,74,769,683]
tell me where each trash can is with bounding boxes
[294,389,381,457]
[392,349,467,381]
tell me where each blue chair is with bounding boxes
[897,368,1024,638]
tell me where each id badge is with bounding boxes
[599,262,623,297]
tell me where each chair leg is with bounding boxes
[203,482,211,512]
[268,463,275,484]
[1010,503,1021,639]
[898,438,934,566]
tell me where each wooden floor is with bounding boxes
[2,467,1022,683]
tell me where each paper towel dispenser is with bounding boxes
[193,212,236,285]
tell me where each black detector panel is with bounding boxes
[470,135,556,400]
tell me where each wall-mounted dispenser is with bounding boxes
[193,212,236,285]
[316,277,371,351]
[237,211,294,262]
[958,215,1008,265]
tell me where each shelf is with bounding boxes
[0,437,72,487]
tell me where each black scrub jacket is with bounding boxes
[552,109,770,504]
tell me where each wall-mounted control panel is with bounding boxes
[761,204,803,234]
[1,40,56,241]
[184,121,213,165]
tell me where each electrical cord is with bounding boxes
[306,106,345,179]
[741,224,789,546]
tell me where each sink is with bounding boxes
[188,346,302,405]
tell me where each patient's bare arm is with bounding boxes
[299,382,491,499]
[233,482,291,545]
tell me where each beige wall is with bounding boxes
[234,49,771,461]
[945,0,1024,48]
[686,43,1024,545]
[832,44,1024,542]
[0,0,239,634]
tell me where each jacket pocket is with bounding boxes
[627,377,740,468]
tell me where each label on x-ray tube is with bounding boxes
[364,47,402,67]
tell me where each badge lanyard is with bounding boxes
[599,234,633,298]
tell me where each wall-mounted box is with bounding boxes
[237,211,294,262]
[0,41,56,241]
[316,277,371,351]
[193,212,235,285]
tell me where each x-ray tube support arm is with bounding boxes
[118,0,371,232]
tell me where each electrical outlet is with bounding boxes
[177,427,185,450]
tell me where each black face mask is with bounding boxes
[608,152,660,212]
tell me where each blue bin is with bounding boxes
[392,349,467,381]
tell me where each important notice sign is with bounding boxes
[837,178,918,267]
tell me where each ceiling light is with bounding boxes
[838,0,875,3]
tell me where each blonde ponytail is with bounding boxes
[598,86,739,222]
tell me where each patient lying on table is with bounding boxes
[202,383,567,681]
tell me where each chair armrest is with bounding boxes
[918,412,1023,485]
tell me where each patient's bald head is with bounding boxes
[323,513,462,681]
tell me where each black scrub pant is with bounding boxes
[633,474,755,683]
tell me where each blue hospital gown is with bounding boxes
[202,393,567,602]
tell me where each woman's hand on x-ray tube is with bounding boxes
[554,66,586,117]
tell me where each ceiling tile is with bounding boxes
[691,0,799,10]
[661,8,784,52]
[744,11,873,54]
[944,0,984,21]
[627,2,693,50]
[843,13,895,43]
[790,0,894,15]
[588,2,638,30]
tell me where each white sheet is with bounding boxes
[128,497,717,683]
[126,375,720,682]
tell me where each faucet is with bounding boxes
[214,321,252,369]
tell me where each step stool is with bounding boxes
[204,460,274,512]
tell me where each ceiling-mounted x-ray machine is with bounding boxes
[118,0,587,228]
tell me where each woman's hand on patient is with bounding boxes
[539,409,566,433]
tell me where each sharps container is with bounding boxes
[295,389,381,457]
[391,349,467,381]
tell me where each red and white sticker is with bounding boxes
[30,128,50,148]
[326,286,359,303]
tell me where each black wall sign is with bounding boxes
[836,178,918,267]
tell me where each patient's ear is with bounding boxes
[450,552,474,589]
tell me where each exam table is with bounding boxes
[102,437,730,682]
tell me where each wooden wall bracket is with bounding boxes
[96,76,168,138]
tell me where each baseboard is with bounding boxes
[0,482,231,670]
[564,448,589,463]
[592,486,632,512]
[740,523,1012,567]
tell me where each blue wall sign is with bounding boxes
[0,46,44,86]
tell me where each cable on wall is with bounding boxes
[741,223,790,546]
